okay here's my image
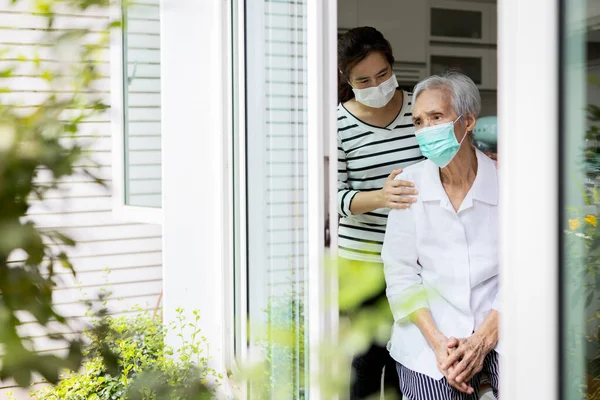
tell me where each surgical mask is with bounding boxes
[415,115,468,168]
[352,74,398,108]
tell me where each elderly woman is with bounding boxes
[382,72,500,400]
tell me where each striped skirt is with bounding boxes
[396,350,499,400]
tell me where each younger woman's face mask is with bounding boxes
[415,115,468,168]
[352,74,398,108]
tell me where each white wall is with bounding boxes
[161,0,229,377]
[0,1,163,398]
[498,0,559,398]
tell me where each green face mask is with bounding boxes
[415,115,468,168]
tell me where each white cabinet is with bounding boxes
[429,45,497,90]
[356,0,428,64]
[427,1,497,91]
[429,0,496,45]
[337,0,358,29]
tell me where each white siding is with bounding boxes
[0,1,162,397]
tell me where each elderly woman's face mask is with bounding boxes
[415,115,468,168]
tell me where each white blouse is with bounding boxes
[382,148,501,379]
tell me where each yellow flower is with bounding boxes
[569,218,580,230]
[584,214,598,227]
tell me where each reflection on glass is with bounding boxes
[430,8,482,39]
[245,0,309,398]
[122,1,162,208]
[431,55,482,84]
[562,0,600,398]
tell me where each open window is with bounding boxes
[110,0,162,224]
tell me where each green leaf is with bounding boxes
[52,231,76,247]
[40,70,54,82]
[58,252,76,277]
[33,52,41,68]
[587,291,595,308]
[0,68,14,78]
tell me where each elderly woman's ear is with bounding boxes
[463,114,477,133]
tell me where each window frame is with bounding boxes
[229,0,334,397]
[110,1,164,224]
[498,0,559,398]
[225,0,246,384]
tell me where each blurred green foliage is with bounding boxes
[254,292,306,399]
[563,79,600,399]
[241,257,401,400]
[32,308,219,400]
[0,0,120,386]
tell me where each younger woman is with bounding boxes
[337,26,423,399]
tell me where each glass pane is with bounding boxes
[430,8,482,39]
[430,55,482,84]
[122,1,162,208]
[561,0,600,398]
[245,0,309,399]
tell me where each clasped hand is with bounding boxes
[434,334,489,394]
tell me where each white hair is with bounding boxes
[413,72,482,118]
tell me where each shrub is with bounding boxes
[32,308,219,400]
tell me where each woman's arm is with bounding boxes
[410,308,447,354]
[337,137,417,217]
[381,201,426,321]
[337,138,359,217]
[348,170,418,215]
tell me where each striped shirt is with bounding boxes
[337,90,424,263]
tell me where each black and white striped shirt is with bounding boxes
[337,91,424,263]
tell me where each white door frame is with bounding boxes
[231,0,336,397]
[307,0,338,397]
[498,0,559,398]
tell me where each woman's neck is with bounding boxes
[440,144,478,189]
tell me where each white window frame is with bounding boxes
[498,0,559,398]
[229,0,335,397]
[307,1,339,398]
[224,0,244,382]
[228,0,248,393]
[110,2,164,225]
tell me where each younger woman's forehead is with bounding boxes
[349,52,389,78]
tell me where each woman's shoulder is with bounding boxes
[337,102,360,134]
[337,102,351,122]
[394,159,428,184]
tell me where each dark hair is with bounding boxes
[337,26,395,103]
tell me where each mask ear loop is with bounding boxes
[454,114,470,145]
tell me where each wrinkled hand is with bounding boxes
[441,335,489,386]
[433,337,474,394]
[484,151,497,161]
[381,169,418,209]
[485,151,499,168]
